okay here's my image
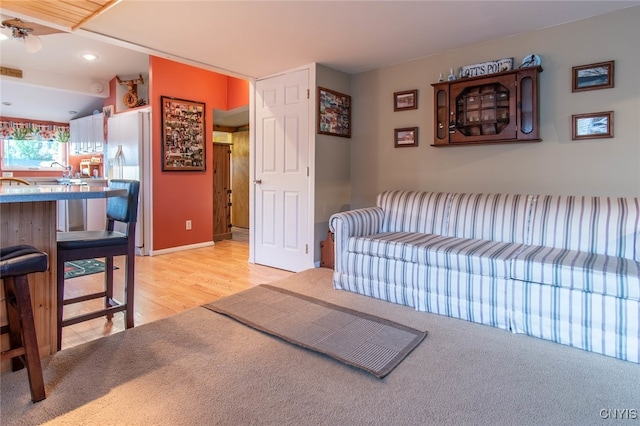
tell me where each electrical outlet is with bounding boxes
[186,220,192,230]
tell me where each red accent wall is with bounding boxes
[105,78,118,110]
[2,56,248,251]
[150,56,233,250]
[227,76,249,110]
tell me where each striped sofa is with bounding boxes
[329,190,640,363]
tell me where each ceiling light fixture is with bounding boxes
[1,18,43,53]
[81,52,99,61]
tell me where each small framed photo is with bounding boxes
[572,61,614,92]
[572,111,613,140]
[394,127,418,147]
[394,90,418,111]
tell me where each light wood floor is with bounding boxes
[60,229,293,350]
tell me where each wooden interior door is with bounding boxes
[231,130,249,228]
[212,143,232,241]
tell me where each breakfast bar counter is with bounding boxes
[1,184,126,368]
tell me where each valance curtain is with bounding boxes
[0,118,70,142]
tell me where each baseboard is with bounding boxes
[148,241,215,256]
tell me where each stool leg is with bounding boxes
[105,256,115,322]
[7,275,46,402]
[56,255,65,352]
[4,277,25,371]
[125,252,135,329]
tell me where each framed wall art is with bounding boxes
[572,61,614,92]
[161,96,206,171]
[394,127,418,147]
[318,87,351,138]
[571,111,613,140]
[394,90,418,111]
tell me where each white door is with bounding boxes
[253,69,311,272]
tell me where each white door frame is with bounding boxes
[249,64,316,271]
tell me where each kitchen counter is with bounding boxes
[0,184,121,203]
[0,184,127,368]
[24,177,109,187]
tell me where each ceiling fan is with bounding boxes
[0,17,62,53]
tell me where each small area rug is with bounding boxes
[204,284,427,378]
[64,259,115,279]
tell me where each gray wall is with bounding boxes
[314,64,351,262]
[349,6,640,209]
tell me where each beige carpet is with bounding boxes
[2,268,639,425]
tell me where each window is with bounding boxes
[0,121,70,170]
[2,138,67,170]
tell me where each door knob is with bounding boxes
[254,179,262,184]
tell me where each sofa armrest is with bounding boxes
[329,207,384,272]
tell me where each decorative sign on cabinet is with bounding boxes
[431,66,542,146]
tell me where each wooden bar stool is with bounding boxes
[1,245,49,403]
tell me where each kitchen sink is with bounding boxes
[30,178,86,186]
[56,178,84,185]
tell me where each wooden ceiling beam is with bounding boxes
[1,0,118,31]
[71,0,119,31]
[214,124,250,133]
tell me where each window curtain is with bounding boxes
[0,118,70,142]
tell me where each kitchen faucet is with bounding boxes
[51,161,72,177]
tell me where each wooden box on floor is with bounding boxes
[320,230,334,269]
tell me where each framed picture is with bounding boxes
[394,90,418,111]
[161,96,206,171]
[572,61,614,92]
[318,87,351,138]
[394,127,418,147]
[571,111,613,140]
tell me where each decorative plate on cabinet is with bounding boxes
[520,54,541,68]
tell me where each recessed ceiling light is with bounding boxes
[2,101,12,106]
[81,52,98,61]
[68,110,77,115]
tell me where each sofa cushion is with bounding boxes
[511,245,640,301]
[446,193,531,244]
[336,256,420,308]
[527,195,640,261]
[414,237,524,279]
[348,232,443,262]
[377,191,451,235]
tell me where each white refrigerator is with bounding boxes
[107,107,152,255]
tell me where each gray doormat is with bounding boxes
[204,284,427,378]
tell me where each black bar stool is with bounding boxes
[1,245,49,403]
[56,179,140,351]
